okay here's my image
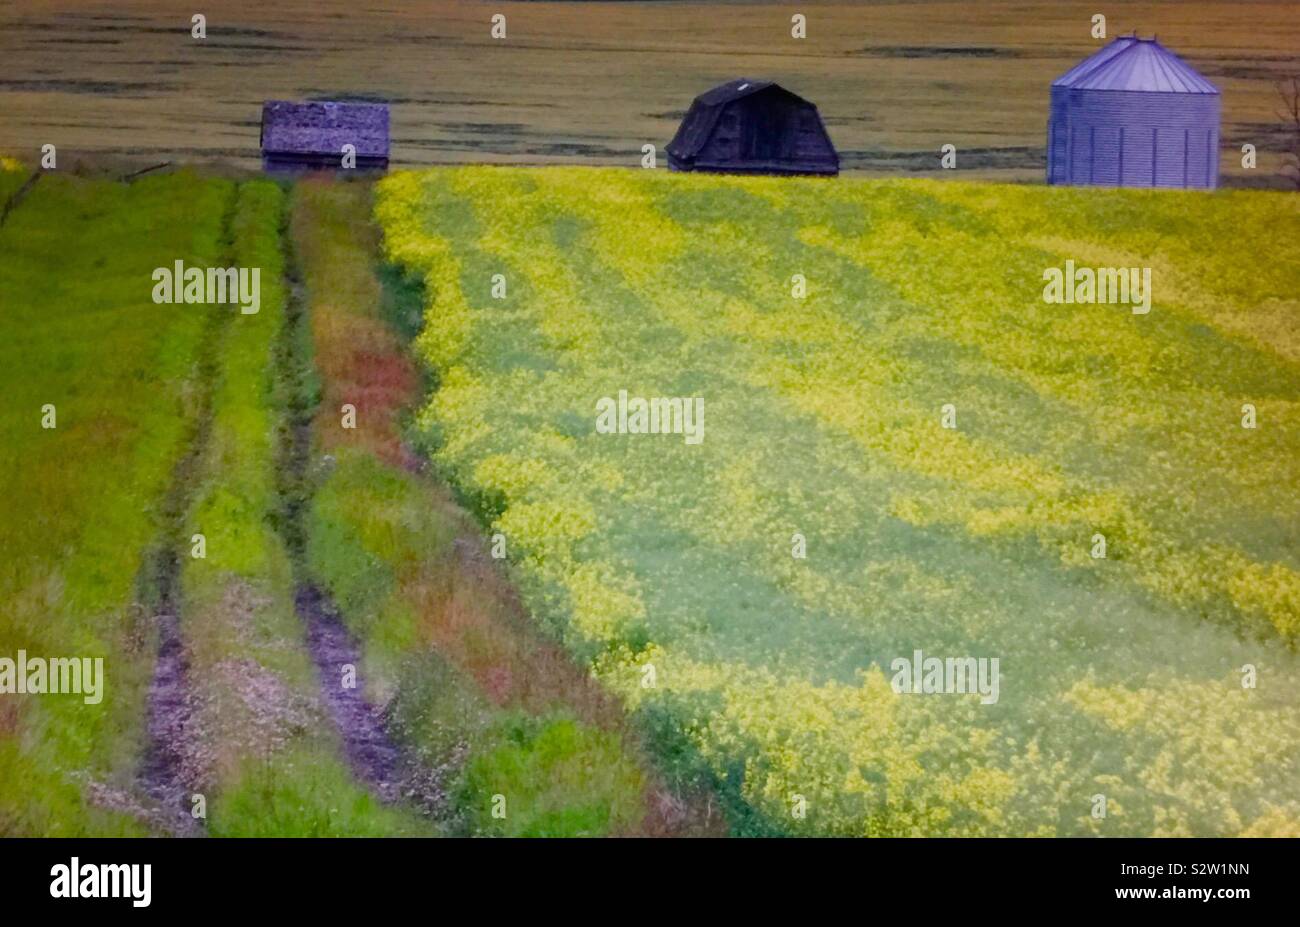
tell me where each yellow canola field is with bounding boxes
[378,167,1300,836]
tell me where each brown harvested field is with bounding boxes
[1,0,1297,183]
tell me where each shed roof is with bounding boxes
[1053,36,1219,94]
[668,80,810,160]
[260,100,390,158]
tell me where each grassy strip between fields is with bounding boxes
[178,180,430,836]
[292,177,715,836]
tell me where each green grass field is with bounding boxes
[0,166,227,834]
[0,166,426,835]
[0,166,706,837]
[377,166,1300,836]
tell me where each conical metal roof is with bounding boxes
[1052,36,1219,94]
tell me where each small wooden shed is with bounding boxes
[260,100,390,173]
[667,80,839,176]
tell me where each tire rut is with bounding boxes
[0,170,42,227]
[295,584,405,804]
[275,211,443,816]
[136,187,240,835]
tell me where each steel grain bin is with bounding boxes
[1047,36,1220,189]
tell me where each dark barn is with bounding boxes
[260,100,390,173]
[667,80,839,176]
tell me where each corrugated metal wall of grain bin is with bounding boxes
[1047,36,1220,189]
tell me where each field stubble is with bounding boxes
[1,1,1297,184]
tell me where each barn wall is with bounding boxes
[696,97,836,172]
[795,109,834,161]
[700,105,741,162]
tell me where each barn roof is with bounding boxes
[260,100,390,158]
[1052,36,1219,94]
[668,80,809,160]
[696,78,778,106]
